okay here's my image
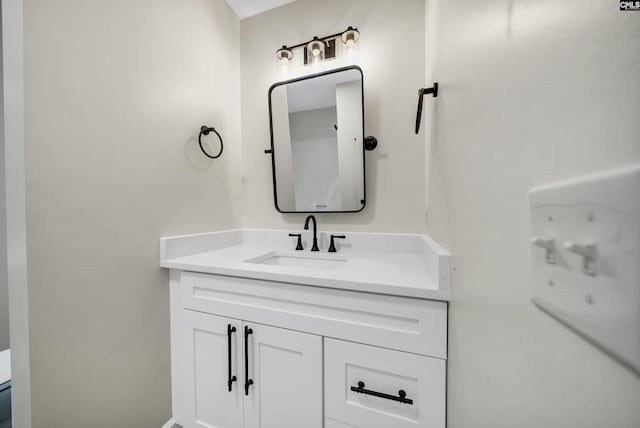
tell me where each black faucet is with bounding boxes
[303,215,320,252]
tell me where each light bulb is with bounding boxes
[307,37,324,62]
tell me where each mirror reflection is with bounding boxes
[268,66,365,213]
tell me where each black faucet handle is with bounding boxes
[328,235,346,253]
[288,233,304,251]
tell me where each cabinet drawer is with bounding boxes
[325,339,446,428]
[180,271,447,358]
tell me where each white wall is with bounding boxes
[23,0,241,426]
[240,0,426,232]
[0,4,9,353]
[425,0,640,427]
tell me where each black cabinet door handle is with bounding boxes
[350,381,413,405]
[227,324,237,392]
[244,326,254,396]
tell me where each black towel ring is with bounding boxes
[198,125,224,159]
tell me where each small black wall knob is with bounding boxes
[364,136,377,151]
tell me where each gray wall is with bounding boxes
[23,0,241,426]
[425,0,640,427]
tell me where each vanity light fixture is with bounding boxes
[341,27,360,48]
[275,26,360,66]
[276,45,293,64]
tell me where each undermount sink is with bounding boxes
[244,251,347,270]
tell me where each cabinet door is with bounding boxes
[243,323,322,428]
[182,310,243,428]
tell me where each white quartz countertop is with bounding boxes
[160,229,450,301]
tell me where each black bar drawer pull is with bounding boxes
[244,326,254,396]
[350,381,413,405]
[227,324,237,392]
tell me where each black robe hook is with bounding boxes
[415,82,438,134]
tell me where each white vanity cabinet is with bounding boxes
[162,229,450,428]
[169,270,448,428]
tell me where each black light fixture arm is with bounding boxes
[415,82,438,135]
[198,125,224,159]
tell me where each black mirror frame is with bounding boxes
[267,65,367,214]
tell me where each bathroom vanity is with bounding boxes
[160,229,450,428]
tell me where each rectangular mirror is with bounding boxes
[268,66,365,213]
